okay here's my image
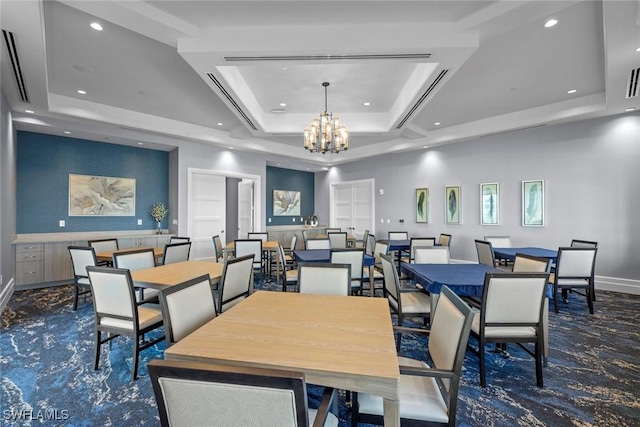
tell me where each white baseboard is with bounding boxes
[0,277,15,313]
[595,276,640,295]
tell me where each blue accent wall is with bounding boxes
[266,166,314,226]
[16,131,169,233]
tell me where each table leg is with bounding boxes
[368,265,375,297]
[383,398,400,427]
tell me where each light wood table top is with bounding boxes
[96,246,163,262]
[165,291,400,426]
[224,240,280,252]
[130,260,224,288]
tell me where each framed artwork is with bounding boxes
[480,182,499,225]
[273,190,301,216]
[445,185,461,224]
[415,188,428,223]
[522,180,544,226]
[69,174,135,216]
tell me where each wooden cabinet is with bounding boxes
[15,243,44,285]
[44,241,84,282]
[266,226,325,250]
[119,236,170,249]
[13,232,175,289]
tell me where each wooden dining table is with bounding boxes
[165,291,401,426]
[95,246,164,262]
[130,260,224,288]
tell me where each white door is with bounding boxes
[238,180,254,239]
[330,179,375,240]
[188,171,226,260]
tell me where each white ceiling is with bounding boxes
[1,0,639,171]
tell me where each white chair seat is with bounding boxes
[362,268,383,279]
[400,291,431,314]
[285,270,298,282]
[471,315,537,338]
[309,408,339,427]
[100,305,162,330]
[357,356,448,424]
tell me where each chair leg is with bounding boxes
[93,330,101,370]
[587,286,594,314]
[351,392,359,427]
[73,285,79,311]
[132,336,140,381]
[479,338,487,387]
[553,286,559,313]
[396,318,403,352]
[535,339,543,387]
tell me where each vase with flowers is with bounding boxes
[150,202,168,234]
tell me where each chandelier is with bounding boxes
[303,82,349,154]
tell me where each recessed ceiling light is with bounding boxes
[625,107,636,112]
[282,67,288,71]
[217,122,223,126]
[228,147,234,150]
[544,19,558,28]
[636,47,640,52]
[90,22,103,31]
[280,103,286,107]
[25,109,34,114]
[63,131,71,135]
[434,122,440,126]
[363,102,371,106]
[567,89,577,94]
[77,89,87,95]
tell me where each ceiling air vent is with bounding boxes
[626,68,639,98]
[223,53,431,62]
[395,69,449,129]
[206,73,257,131]
[2,29,29,103]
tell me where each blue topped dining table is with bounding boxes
[493,247,558,263]
[401,262,551,364]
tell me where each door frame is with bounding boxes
[187,168,262,244]
[329,178,375,238]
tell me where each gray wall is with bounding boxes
[316,112,640,288]
[1,90,17,309]
[226,177,241,241]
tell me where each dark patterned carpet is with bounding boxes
[1,279,639,426]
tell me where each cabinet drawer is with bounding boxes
[16,261,44,285]
[16,251,44,262]
[16,243,44,253]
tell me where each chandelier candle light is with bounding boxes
[303,82,349,154]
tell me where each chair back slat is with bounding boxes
[113,248,156,271]
[234,239,263,270]
[388,231,408,240]
[475,239,496,267]
[219,254,254,312]
[484,236,512,248]
[170,236,190,244]
[297,263,351,296]
[212,235,224,262]
[69,246,97,277]
[87,267,136,320]
[328,232,348,249]
[159,274,216,345]
[483,274,548,324]
[305,238,331,250]
[556,247,597,277]
[88,239,119,253]
[512,253,551,273]
[570,239,598,248]
[162,242,191,265]
[413,246,450,264]
[438,233,452,247]
[380,254,400,311]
